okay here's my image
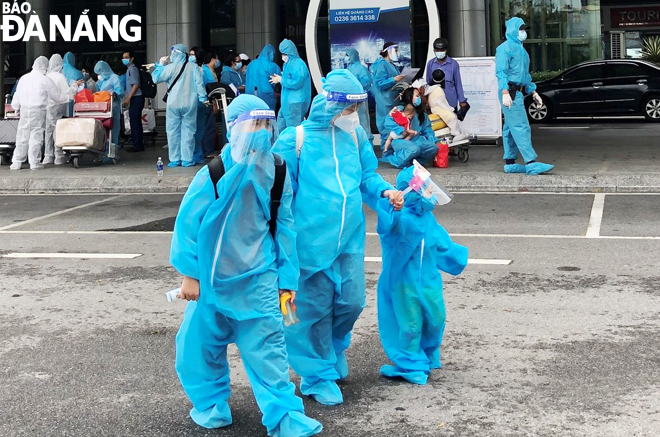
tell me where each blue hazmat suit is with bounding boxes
[219,65,243,90]
[62,52,83,85]
[152,44,207,166]
[272,69,393,406]
[375,167,468,385]
[277,39,311,131]
[371,56,400,135]
[381,106,438,168]
[246,45,282,110]
[346,49,374,144]
[496,17,553,176]
[171,94,322,437]
[94,61,124,149]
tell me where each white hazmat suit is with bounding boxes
[45,54,78,165]
[11,57,69,170]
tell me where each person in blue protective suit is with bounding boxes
[272,69,404,406]
[270,39,311,131]
[375,166,468,385]
[200,52,220,158]
[171,94,323,437]
[345,48,374,145]
[94,61,125,157]
[189,47,208,165]
[246,44,282,111]
[152,44,208,167]
[62,52,83,85]
[381,87,438,168]
[496,17,554,175]
[220,52,245,94]
[370,42,405,137]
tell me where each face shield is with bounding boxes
[228,109,278,162]
[325,90,368,133]
[401,160,453,206]
[387,45,400,62]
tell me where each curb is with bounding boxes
[2,174,660,194]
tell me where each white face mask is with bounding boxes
[518,30,527,42]
[333,111,360,133]
[282,55,289,63]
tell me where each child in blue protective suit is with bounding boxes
[170,94,322,437]
[375,166,468,385]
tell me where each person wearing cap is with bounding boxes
[371,42,405,140]
[239,53,250,83]
[171,94,323,436]
[374,165,468,385]
[272,69,404,406]
[496,17,553,175]
[425,38,467,112]
[270,39,312,131]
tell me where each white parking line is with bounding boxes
[365,257,512,265]
[0,253,142,259]
[539,126,590,130]
[586,193,606,238]
[0,196,125,231]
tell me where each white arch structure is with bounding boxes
[305,0,441,93]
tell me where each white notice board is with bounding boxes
[455,57,502,140]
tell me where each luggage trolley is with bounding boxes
[57,94,116,168]
[429,114,471,163]
[206,83,236,136]
[0,95,19,166]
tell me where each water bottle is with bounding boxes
[280,292,299,326]
[166,288,181,302]
[157,157,164,177]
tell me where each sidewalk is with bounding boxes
[1,120,659,193]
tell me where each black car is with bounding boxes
[526,59,660,122]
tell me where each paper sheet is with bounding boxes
[399,67,420,84]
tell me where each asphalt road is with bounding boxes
[1,192,660,437]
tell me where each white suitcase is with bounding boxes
[55,118,106,152]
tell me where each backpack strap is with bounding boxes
[207,155,225,200]
[269,154,287,237]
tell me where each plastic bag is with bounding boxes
[75,89,94,103]
[433,140,449,169]
[93,91,112,102]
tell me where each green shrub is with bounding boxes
[642,36,660,66]
[531,70,564,82]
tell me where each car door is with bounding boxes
[602,62,649,113]
[553,64,606,115]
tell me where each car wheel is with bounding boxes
[527,98,552,123]
[643,96,660,121]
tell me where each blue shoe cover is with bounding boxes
[182,160,196,167]
[167,161,181,167]
[380,365,428,385]
[301,378,343,406]
[335,352,349,381]
[526,162,554,175]
[268,411,323,437]
[190,402,232,429]
[503,163,526,173]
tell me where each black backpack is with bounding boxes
[139,69,157,99]
[208,154,287,237]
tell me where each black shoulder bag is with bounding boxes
[162,62,188,103]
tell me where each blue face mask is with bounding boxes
[235,62,243,70]
[122,59,130,66]
[413,96,422,107]
[435,51,446,60]
[232,128,272,160]
[189,55,196,63]
[215,59,221,69]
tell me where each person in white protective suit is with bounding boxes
[421,71,470,145]
[44,54,82,165]
[10,57,70,170]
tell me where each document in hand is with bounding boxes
[399,67,421,84]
